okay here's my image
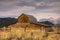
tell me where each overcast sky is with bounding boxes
[0,0,60,20]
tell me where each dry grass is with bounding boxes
[0,23,60,40]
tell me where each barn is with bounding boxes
[16,13,52,32]
[17,13,37,23]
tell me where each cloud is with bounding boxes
[0,6,35,18]
[0,0,60,19]
[0,0,60,10]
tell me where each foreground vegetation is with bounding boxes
[0,24,60,40]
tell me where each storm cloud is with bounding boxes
[0,0,60,19]
[0,0,60,10]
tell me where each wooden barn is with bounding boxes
[16,13,53,32]
[17,13,37,23]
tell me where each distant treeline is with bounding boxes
[0,17,17,28]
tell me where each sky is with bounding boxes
[0,0,60,21]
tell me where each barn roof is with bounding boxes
[17,13,37,23]
[27,15,37,23]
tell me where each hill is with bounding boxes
[0,17,17,27]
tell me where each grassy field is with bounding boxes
[0,23,60,40]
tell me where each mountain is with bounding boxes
[39,18,55,24]
[0,17,17,28]
[56,18,60,24]
[39,18,49,22]
[39,21,54,26]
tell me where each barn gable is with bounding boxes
[17,13,37,23]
